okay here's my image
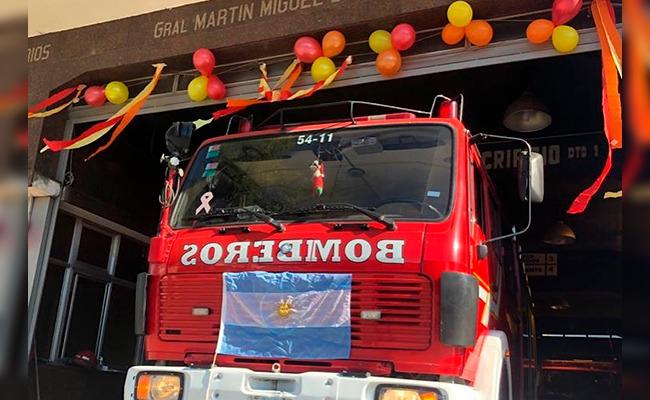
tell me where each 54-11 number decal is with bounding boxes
[297,133,334,145]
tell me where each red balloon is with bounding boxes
[293,36,323,64]
[391,23,416,51]
[207,75,227,100]
[84,86,106,107]
[552,0,583,25]
[193,48,216,76]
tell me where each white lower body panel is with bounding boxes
[124,366,480,400]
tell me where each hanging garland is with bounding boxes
[28,1,610,163]
[40,63,166,160]
[198,55,352,126]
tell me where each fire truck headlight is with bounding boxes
[136,372,183,400]
[376,385,443,400]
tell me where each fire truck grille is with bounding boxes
[158,273,432,351]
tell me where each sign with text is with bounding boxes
[154,0,343,39]
[523,253,558,277]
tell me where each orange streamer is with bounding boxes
[41,63,166,156]
[85,63,166,160]
[212,57,351,122]
[567,0,621,214]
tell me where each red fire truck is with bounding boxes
[125,99,544,400]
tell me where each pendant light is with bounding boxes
[503,91,552,133]
[543,221,576,245]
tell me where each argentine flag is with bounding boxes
[217,272,352,359]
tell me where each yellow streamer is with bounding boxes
[28,85,86,119]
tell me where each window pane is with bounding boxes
[34,263,65,359]
[101,285,135,368]
[115,238,148,282]
[77,226,112,268]
[63,277,105,359]
[49,213,75,261]
[474,167,486,232]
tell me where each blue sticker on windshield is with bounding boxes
[203,161,219,178]
[427,190,441,198]
[206,144,222,160]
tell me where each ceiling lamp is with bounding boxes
[543,221,576,245]
[550,299,571,311]
[503,91,552,133]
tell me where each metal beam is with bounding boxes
[59,202,150,244]
[67,27,605,124]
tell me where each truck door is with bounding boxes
[469,148,494,330]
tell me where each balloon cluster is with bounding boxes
[188,48,227,102]
[294,31,347,83]
[526,0,582,53]
[442,1,493,47]
[84,81,129,107]
[369,23,416,77]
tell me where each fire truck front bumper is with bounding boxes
[124,365,480,400]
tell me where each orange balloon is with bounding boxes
[322,30,346,57]
[465,20,493,47]
[526,19,554,44]
[442,23,465,45]
[376,49,402,76]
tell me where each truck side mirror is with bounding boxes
[518,151,544,203]
[165,121,195,157]
[472,132,538,243]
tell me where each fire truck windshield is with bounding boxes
[170,124,454,228]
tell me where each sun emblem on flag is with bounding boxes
[276,298,295,319]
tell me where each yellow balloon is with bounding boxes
[369,30,393,54]
[104,81,129,105]
[311,57,336,83]
[552,25,579,53]
[447,1,473,28]
[187,75,209,102]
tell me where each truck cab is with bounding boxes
[125,100,542,400]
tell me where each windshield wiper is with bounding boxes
[191,206,286,232]
[276,202,397,231]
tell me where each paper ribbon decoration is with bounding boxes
[627,0,650,145]
[40,63,166,160]
[197,56,352,126]
[567,0,621,214]
[28,84,86,118]
[195,191,214,215]
[603,191,622,199]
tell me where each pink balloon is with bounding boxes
[207,75,227,100]
[293,36,323,64]
[84,86,106,107]
[552,0,583,26]
[391,23,416,51]
[193,48,216,76]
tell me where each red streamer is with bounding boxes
[567,0,620,214]
[28,86,79,114]
[43,115,123,152]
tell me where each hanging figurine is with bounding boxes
[310,159,325,197]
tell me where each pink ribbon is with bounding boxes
[195,192,214,215]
